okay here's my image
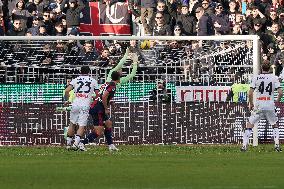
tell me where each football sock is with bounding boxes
[104,127,113,145]
[242,128,252,147]
[74,135,81,146]
[66,136,73,146]
[83,132,98,144]
[273,127,279,146]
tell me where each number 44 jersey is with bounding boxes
[250,74,280,110]
[70,75,98,107]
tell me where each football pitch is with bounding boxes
[0,145,283,189]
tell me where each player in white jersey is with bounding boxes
[64,66,98,151]
[241,64,283,152]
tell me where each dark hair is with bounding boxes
[111,71,121,81]
[81,66,90,74]
[262,63,270,72]
[101,47,109,52]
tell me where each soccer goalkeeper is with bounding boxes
[106,48,138,89]
[86,50,139,151]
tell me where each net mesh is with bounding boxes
[0,39,253,84]
[0,38,281,145]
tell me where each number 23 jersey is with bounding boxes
[70,76,98,107]
[250,73,280,110]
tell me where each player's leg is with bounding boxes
[241,110,261,151]
[104,119,118,151]
[82,111,105,145]
[66,122,76,149]
[73,107,89,151]
[82,126,104,145]
[67,106,79,149]
[265,110,281,152]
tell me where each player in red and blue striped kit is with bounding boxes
[81,71,121,151]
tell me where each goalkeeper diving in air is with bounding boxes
[80,49,139,151]
[63,48,139,151]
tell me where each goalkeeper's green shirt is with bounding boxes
[106,54,138,89]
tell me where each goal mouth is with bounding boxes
[0,35,263,146]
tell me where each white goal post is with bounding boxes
[0,35,261,146]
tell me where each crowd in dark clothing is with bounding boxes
[0,0,283,82]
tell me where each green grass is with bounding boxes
[0,145,283,189]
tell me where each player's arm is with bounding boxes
[276,88,283,102]
[120,53,139,84]
[248,76,256,110]
[64,85,73,106]
[102,90,110,114]
[248,88,254,110]
[106,48,130,82]
[275,77,283,102]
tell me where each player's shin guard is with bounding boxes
[83,132,98,144]
[273,127,280,146]
[242,128,252,147]
[104,127,113,145]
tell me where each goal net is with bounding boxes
[0,35,278,146]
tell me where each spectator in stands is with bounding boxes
[140,0,157,34]
[266,10,279,30]
[53,21,66,35]
[7,19,26,36]
[187,0,200,15]
[49,11,59,25]
[11,0,31,29]
[212,3,230,35]
[267,43,277,63]
[234,12,247,33]
[0,13,4,36]
[66,0,85,34]
[267,23,283,44]
[160,40,185,64]
[31,0,47,17]
[149,79,173,103]
[249,19,264,36]
[152,12,172,36]
[53,40,67,64]
[79,41,98,65]
[108,43,118,56]
[27,16,41,36]
[174,4,197,36]
[247,6,267,31]
[265,0,283,15]
[97,48,114,67]
[201,0,214,16]
[128,40,145,64]
[273,41,284,73]
[228,0,238,27]
[231,23,242,34]
[49,0,67,12]
[42,10,54,35]
[110,42,124,57]
[195,7,214,36]
[173,25,184,36]
[38,44,53,66]
[60,15,68,34]
[38,23,48,35]
[149,0,174,32]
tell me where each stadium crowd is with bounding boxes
[0,0,283,83]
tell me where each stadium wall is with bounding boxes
[0,102,283,146]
